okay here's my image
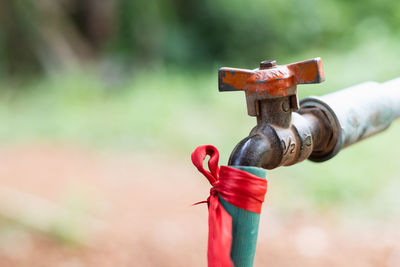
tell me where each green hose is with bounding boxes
[219,166,266,267]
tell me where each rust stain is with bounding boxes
[288,58,325,84]
[219,68,253,91]
[246,79,291,96]
[249,68,291,83]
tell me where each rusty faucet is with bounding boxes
[219,58,400,169]
[204,57,400,267]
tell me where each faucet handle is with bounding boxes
[218,58,325,116]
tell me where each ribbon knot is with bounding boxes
[191,145,268,267]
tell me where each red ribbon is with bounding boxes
[191,145,268,267]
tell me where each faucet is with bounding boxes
[219,58,400,169]
[212,58,400,266]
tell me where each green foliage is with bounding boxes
[1,0,400,72]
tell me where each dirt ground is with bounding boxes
[0,143,399,267]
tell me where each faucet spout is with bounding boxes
[228,134,273,168]
[229,101,320,169]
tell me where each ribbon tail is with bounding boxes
[207,194,234,267]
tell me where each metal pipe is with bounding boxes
[300,78,400,161]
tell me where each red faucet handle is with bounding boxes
[218,57,325,116]
[287,58,325,85]
[218,57,324,96]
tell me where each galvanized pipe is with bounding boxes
[301,78,400,161]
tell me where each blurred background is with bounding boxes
[0,0,400,266]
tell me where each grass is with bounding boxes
[0,35,399,218]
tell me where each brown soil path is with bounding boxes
[0,143,398,267]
